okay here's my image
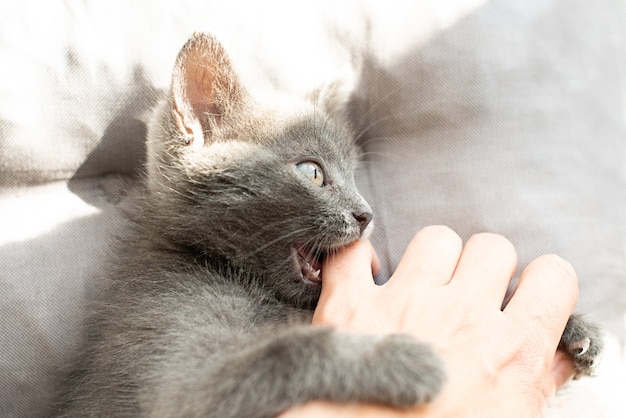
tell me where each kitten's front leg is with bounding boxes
[150,327,445,418]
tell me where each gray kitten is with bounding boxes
[57,33,600,417]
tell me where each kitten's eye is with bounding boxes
[295,161,325,187]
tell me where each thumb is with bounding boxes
[321,240,377,293]
[312,240,377,326]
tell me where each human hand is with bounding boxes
[280,225,578,417]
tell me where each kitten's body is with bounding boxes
[57,33,600,417]
[57,34,444,418]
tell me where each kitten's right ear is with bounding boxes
[310,67,358,122]
[171,33,246,148]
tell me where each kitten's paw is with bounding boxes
[363,334,446,408]
[558,315,603,378]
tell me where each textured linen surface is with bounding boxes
[0,1,624,417]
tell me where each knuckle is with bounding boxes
[419,225,462,245]
[467,232,517,260]
[469,232,512,248]
[541,253,579,295]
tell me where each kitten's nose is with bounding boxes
[353,210,373,235]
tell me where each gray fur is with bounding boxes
[56,33,601,418]
[55,33,445,417]
[559,315,603,378]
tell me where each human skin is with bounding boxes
[280,225,578,418]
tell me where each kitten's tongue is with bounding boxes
[297,247,322,283]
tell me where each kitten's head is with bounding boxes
[145,33,372,307]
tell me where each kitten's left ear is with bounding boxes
[310,67,358,122]
[171,33,246,148]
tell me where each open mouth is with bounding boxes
[296,245,327,286]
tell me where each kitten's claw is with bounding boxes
[559,315,602,378]
[571,337,591,356]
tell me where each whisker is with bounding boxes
[353,114,397,144]
[243,226,317,259]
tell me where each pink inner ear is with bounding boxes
[171,33,245,141]
[171,36,222,135]
[184,58,220,120]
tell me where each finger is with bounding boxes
[541,350,576,399]
[371,245,381,277]
[449,233,517,309]
[552,350,576,390]
[389,225,462,288]
[504,254,579,350]
[279,401,411,417]
[313,240,376,327]
[320,239,376,296]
